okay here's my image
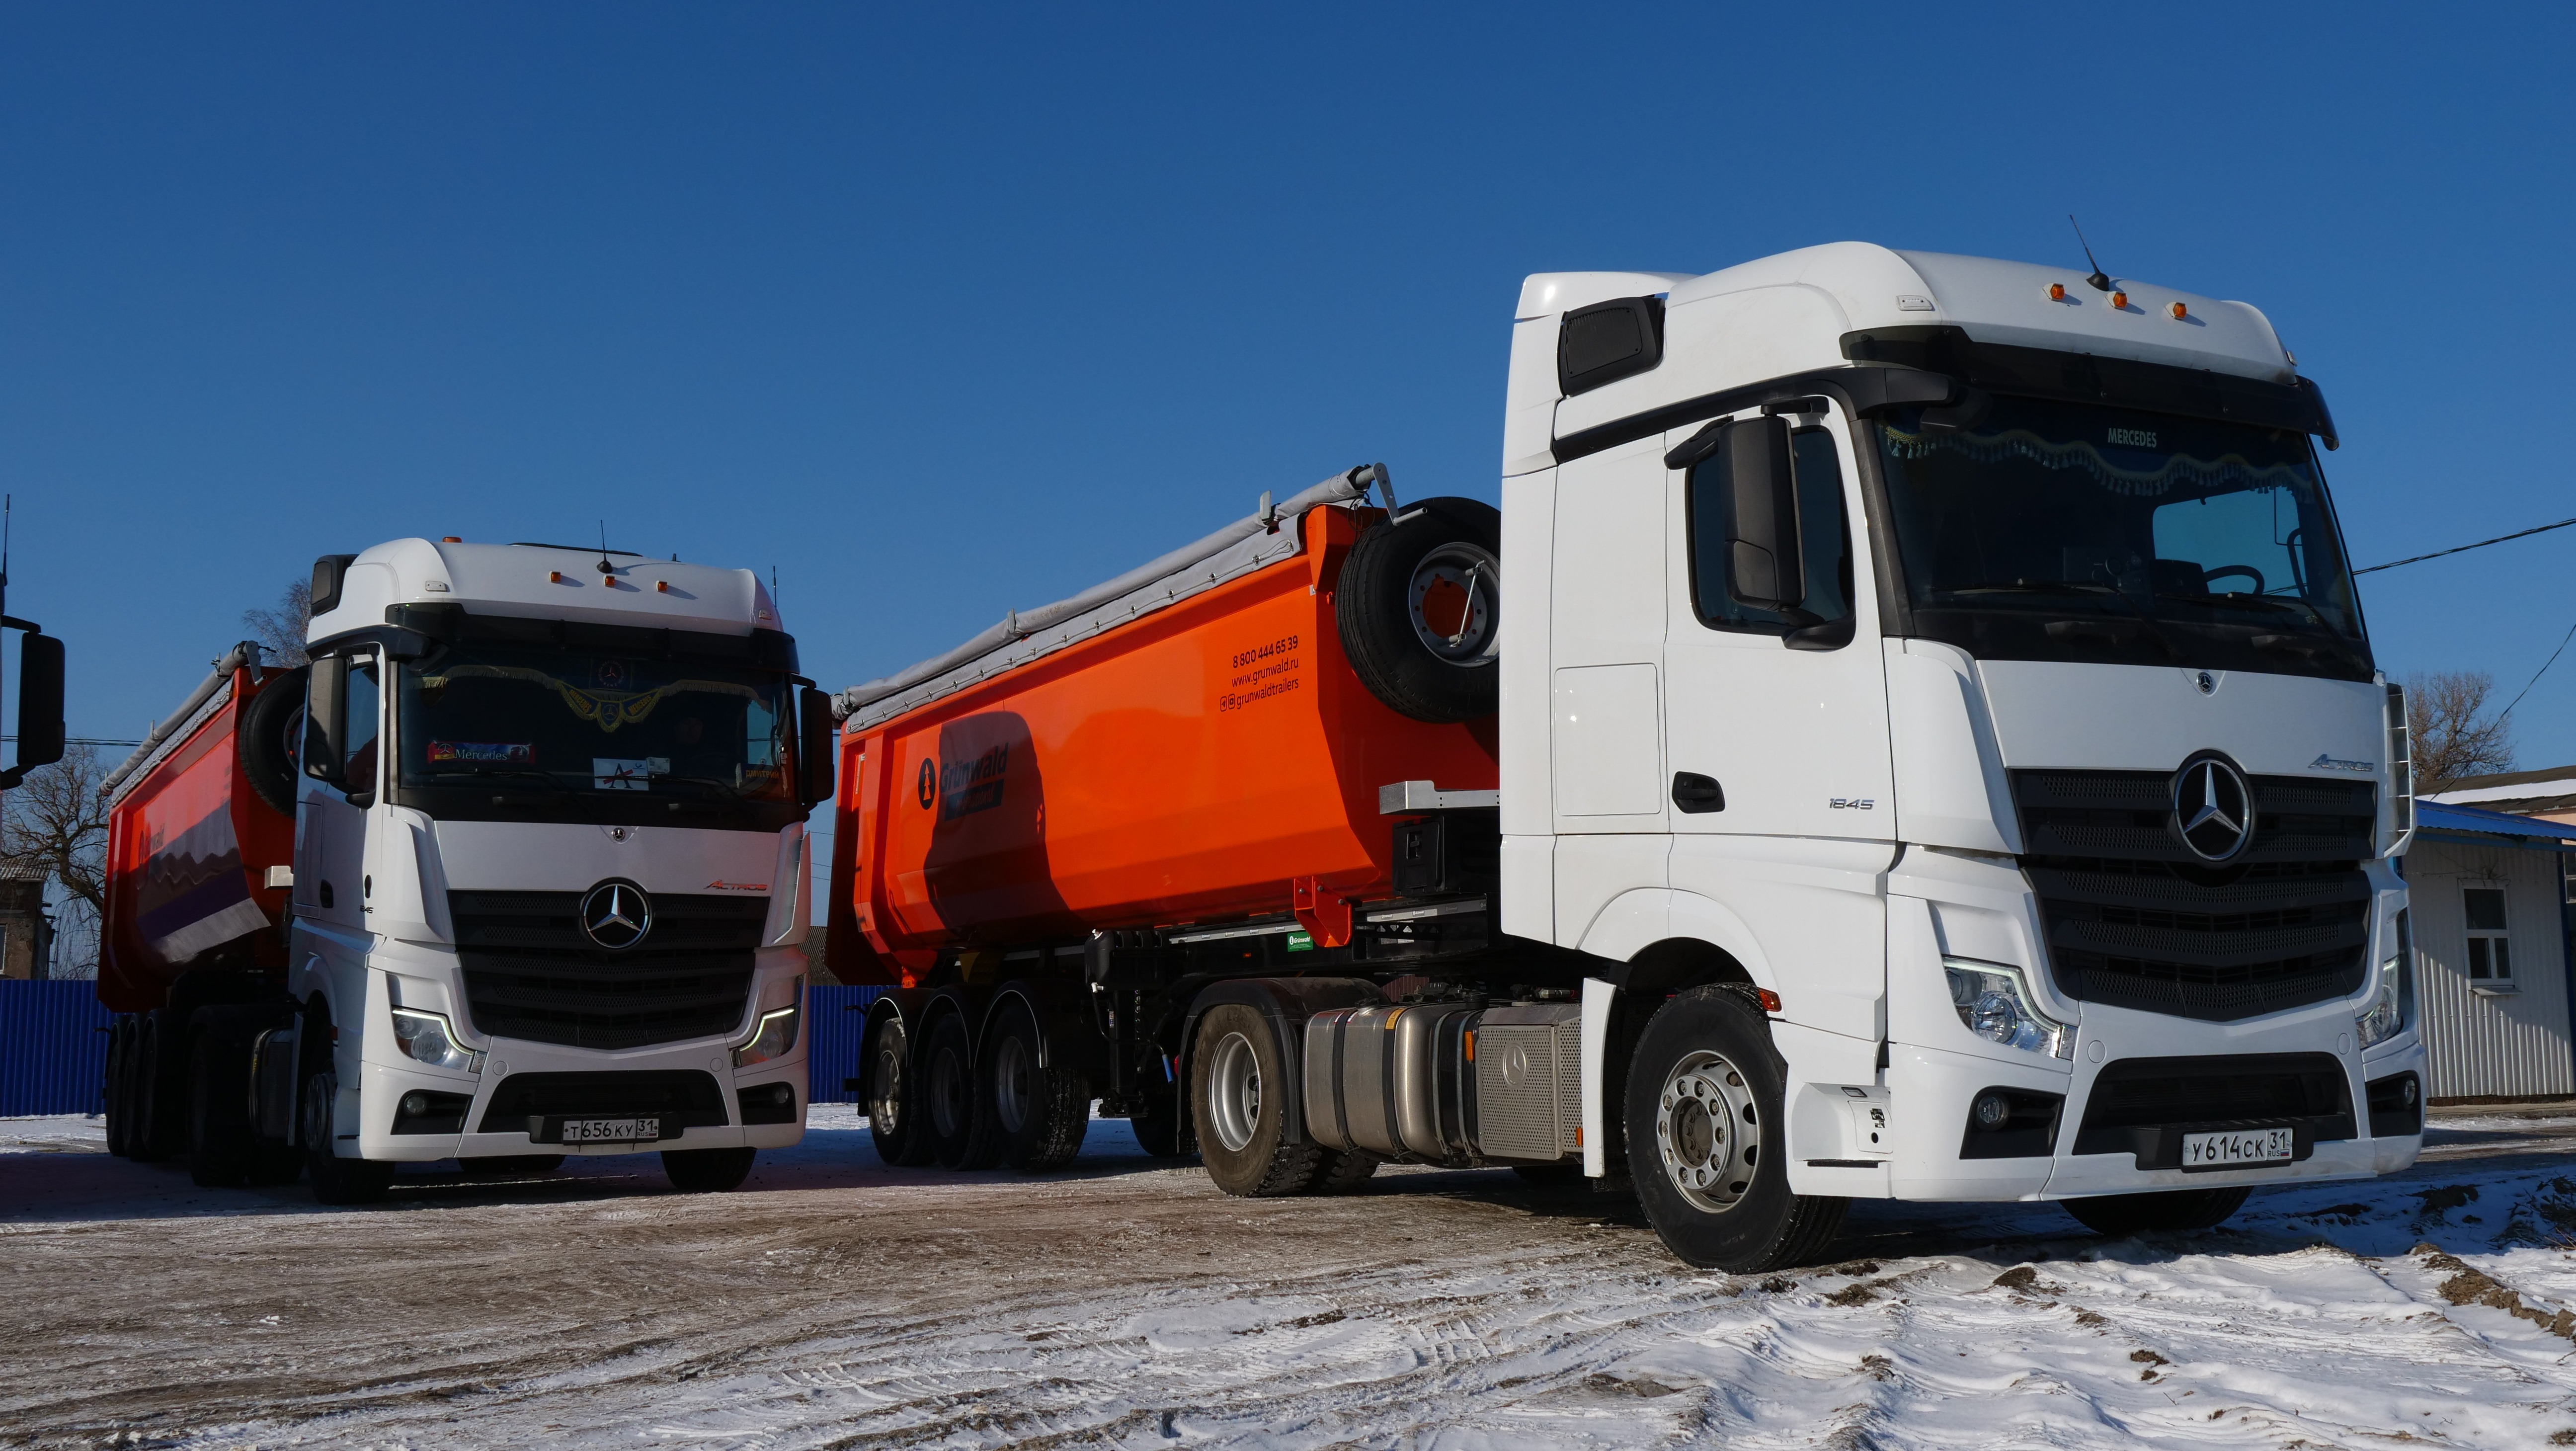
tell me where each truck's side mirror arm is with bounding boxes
[1720,416,1803,610]
[303,653,346,787]
[0,621,64,789]
[797,687,837,810]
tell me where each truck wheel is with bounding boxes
[131,1010,181,1163]
[303,1071,392,1205]
[922,1014,1001,1169]
[1192,1004,1325,1197]
[1335,496,1502,723]
[664,1146,757,1193]
[238,665,310,817]
[2062,1187,2252,1237]
[103,1017,133,1158]
[985,997,1091,1172]
[1624,986,1847,1272]
[866,1016,932,1167]
[1313,1148,1380,1194]
[1127,1083,1195,1160]
[187,1015,258,1188]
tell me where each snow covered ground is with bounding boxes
[6,1105,2576,1449]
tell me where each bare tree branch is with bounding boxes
[242,577,312,667]
[2407,670,2516,792]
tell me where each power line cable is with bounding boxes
[2496,615,2576,724]
[2356,515,2576,574]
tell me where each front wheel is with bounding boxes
[2062,1186,2251,1236]
[664,1146,757,1193]
[302,1071,393,1206]
[1624,986,1846,1272]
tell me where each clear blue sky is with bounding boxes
[5,4,2571,843]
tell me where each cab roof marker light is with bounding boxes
[441,536,462,543]
[2047,282,2067,301]
[548,570,564,584]
[656,580,670,593]
[2110,290,2129,310]
[2169,301,2188,320]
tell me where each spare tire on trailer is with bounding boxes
[1333,496,1501,724]
[239,666,308,817]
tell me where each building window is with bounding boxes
[2463,886,2512,981]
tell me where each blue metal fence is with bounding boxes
[0,981,112,1117]
[809,984,885,1104]
[0,981,879,1118]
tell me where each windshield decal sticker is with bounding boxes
[704,879,770,892]
[594,757,671,791]
[419,663,761,734]
[1882,424,2309,499]
[427,741,534,764]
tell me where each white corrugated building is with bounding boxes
[2408,780,2576,1102]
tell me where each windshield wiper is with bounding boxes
[1942,580,2184,659]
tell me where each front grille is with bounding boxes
[450,890,767,1050]
[2073,1052,2354,1168]
[2013,769,2374,1021]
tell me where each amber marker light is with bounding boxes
[2048,282,2067,301]
[656,580,670,593]
[1755,988,1783,1013]
[441,536,462,543]
[548,570,564,583]
[2110,290,2128,310]
[2169,301,2188,320]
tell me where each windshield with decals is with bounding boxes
[1876,396,2370,680]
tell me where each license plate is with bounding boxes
[2180,1126,2293,1169]
[560,1117,659,1143]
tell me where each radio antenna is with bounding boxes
[596,519,614,576]
[2068,215,2113,292]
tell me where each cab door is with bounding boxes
[1660,404,1895,1043]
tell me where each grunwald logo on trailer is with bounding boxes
[916,743,1012,821]
[579,880,654,950]
[2173,756,2255,862]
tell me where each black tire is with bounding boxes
[103,1017,133,1158]
[1313,1148,1381,1194]
[462,1154,564,1178]
[187,1013,257,1188]
[1334,496,1502,723]
[866,1016,933,1167]
[1127,1083,1194,1160]
[2062,1186,2252,1237]
[922,1013,1000,1169]
[303,1071,392,1205]
[984,997,1091,1172]
[1192,1003,1325,1197]
[664,1146,757,1193]
[239,666,309,818]
[131,1010,182,1163]
[1624,986,1847,1272]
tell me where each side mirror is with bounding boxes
[303,654,346,785]
[1721,416,1804,610]
[12,632,63,771]
[797,687,837,809]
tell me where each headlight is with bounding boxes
[2357,953,2408,1050]
[1944,958,2074,1059]
[390,1007,484,1073]
[734,1005,801,1067]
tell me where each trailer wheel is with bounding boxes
[865,1015,929,1167]
[2061,1186,2251,1237]
[663,1146,757,1193]
[985,997,1091,1172]
[131,1010,181,1163]
[1192,1005,1326,1197]
[239,665,309,818]
[187,1015,259,1188]
[303,1071,392,1205]
[1624,986,1847,1272]
[922,1014,1001,1170]
[1334,496,1502,723]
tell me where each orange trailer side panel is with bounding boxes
[839,506,1494,966]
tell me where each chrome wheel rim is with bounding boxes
[869,1034,905,1135]
[1655,1049,1760,1213]
[1205,1031,1262,1153]
[1407,542,1499,664]
[992,1034,1034,1135]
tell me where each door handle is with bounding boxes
[1672,772,1725,814]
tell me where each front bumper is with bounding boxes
[356,1036,808,1163]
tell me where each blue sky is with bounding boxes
[5,3,2572,875]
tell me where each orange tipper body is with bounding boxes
[830,503,1494,975]
[97,662,293,1013]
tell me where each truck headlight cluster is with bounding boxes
[733,1005,801,1068]
[390,1007,484,1073]
[2356,953,2408,1049]
[1944,958,2074,1060]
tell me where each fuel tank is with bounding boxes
[831,504,1496,974]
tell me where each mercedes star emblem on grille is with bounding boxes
[2174,757,2254,862]
[579,880,654,950]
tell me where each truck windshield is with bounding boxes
[395,642,794,805]
[1875,397,2370,679]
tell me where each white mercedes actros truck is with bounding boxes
[835,242,2423,1271]
[99,540,837,1202]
